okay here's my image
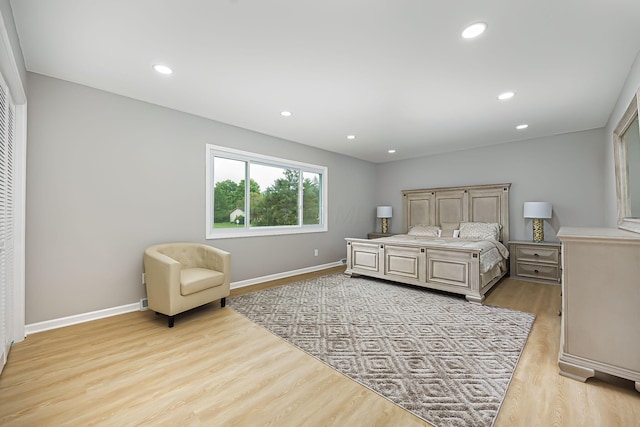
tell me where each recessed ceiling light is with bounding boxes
[280,111,292,117]
[497,91,515,100]
[388,149,396,154]
[461,22,487,39]
[347,135,356,140]
[516,124,529,130]
[153,64,173,75]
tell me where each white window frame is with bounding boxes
[206,144,328,239]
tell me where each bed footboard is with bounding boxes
[345,238,502,303]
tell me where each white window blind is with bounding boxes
[0,76,15,373]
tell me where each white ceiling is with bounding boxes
[10,0,640,163]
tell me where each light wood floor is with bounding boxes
[1,268,639,426]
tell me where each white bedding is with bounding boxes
[374,234,509,274]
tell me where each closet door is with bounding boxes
[0,79,15,373]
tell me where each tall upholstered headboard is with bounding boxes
[402,183,511,242]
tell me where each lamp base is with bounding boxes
[532,218,544,243]
[381,218,389,234]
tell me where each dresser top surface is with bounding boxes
[557,226,640,241]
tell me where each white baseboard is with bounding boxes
[25,303,139,336]
[24,261,344,336]
[230,261,343,290]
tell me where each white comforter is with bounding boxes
[374,234,509,274]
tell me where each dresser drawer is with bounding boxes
[515,262,559,282]
[515,246,559,264]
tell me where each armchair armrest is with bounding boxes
[144,247,182,311]
[202,246,231,285]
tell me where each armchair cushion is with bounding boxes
[181,267,225,296]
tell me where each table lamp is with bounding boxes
[377,206,392,234]
[523,202,552,243]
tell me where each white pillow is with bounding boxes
[458,222,501,240]
[408,224,441,237]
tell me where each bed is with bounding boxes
[345,183,511,303]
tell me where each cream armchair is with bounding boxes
[143,243,231,328]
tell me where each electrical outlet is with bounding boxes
[140,298,149,311]
[141,272,146,285]
[314,249,319,256]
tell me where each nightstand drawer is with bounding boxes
[515,262,559,281]
[515,246,559,264]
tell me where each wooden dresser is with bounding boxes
[557,227,640,392]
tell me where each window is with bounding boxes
[206,145,328,238]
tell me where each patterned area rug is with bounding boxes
[229,274,535,427]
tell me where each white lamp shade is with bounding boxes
[376,206,393,218]
[523,202,552,219]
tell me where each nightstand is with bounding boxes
[508,241,561,285]
[367,233,395,239]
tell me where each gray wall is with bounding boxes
[26,72,376,324]
[604,50,640,226]
[375,128,607,242]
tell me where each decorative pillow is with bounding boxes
[440,222,460,237]
[408,224,441,237]
[459,222,501,240]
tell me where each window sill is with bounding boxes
[206,225,328,239]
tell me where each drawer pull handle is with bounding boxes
[534,269,539,273]
[533,253,539,257]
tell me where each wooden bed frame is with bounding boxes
[345,183,511,303]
